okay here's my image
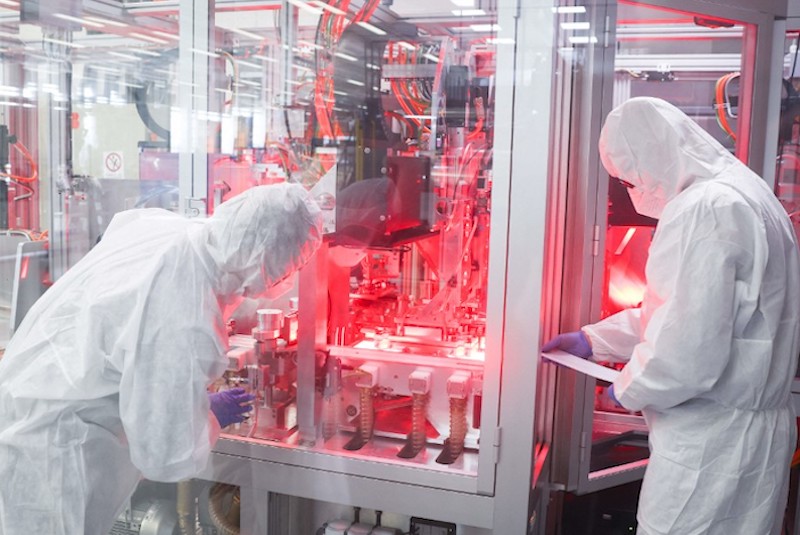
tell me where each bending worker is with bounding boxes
[544,97,800,534]
[0,183,322,534]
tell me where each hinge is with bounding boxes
[493,426,502,464]
[184,197,207,218]
[604,15,611,48]
[592,225,601,256]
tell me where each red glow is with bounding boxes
[20,257,29,280]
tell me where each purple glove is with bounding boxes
[542,331,592,359]
[608,385,621,407]
[209,388,255,428]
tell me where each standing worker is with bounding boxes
[0,183,322,534]
[544,97,800,534]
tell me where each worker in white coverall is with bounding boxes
[544,97,800,534]
[0,183,322,534]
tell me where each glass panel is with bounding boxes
[211,0,500,477]
[777,30,800,238]
[593,2,752,474]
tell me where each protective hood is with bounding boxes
[197,183,323,302]
[599,97,740,219]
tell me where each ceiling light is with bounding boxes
[229,27,262,40]
[569,35,598,44]
[450,0,474,6]
[108,51,140,60]
[238,60,262,69]
[192,48,220,58]
[131,49,161,57]
[423,53,439,63]
[308,1,346,15]
[487,37,515,45]
[346,79,364,87]
[553,6,587,14]
[334,51,357,62]
[452,9,485,16]
[130,32,169,44]
[0,0,18,6]
[356,21,386,35]
[85,16,128,27]
[285,0,323,15]
[43,36,85,48]
[152,30,179,41]
[54,13,105,28]
[560,21,590,30]
[298,39,322,49]
[470,24,500,32]
[396,41,415,51]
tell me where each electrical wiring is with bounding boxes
[2,142,38,184]
[714,72,739,141]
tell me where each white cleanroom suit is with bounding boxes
[0,183,322,534]
[584,97,800,535]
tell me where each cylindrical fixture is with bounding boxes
[253,308,283,341]
[176,480,194,535]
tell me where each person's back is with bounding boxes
[0,208,228,534]
[0,183,323,535]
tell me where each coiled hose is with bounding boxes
[358,387,375,442]
[448,397,468,459]
[410,393,428,452]
[208,483,241,535]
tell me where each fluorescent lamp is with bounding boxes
[298,39,323,49]
[130,32,169,44]
[54,13,105,28]
[450,0,474,6]
[334,51,358,62]
[356,21,386,35]
[192,48,220,58]
[152,30,179,41]
[229,27,262,41]
[237,60,262,69]
[423,53,439,63]
[560,21,590,30]
[0,0,18,6]
[309,1,346,15]
[470,24,500,32]
[131,49,161,57]
[487,37,515,45]
[452,9,485,16]
[553,6,587,14]
[346,79,364,87]
[285,0,323,15]
[108,51,141,60]
[569,35,598,44]
[396,41,415,51]
[43,36,85,48]
[85,16,128,27]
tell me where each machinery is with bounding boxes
[0,0,794,534]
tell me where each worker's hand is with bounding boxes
[209,388,255,428]
[608,385,622,407]
[542,331,593,359]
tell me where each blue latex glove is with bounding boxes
[608,385,622,407]
[209,388,255,428]
[542,331,592,359]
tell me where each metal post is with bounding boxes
[178,0,213,217]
